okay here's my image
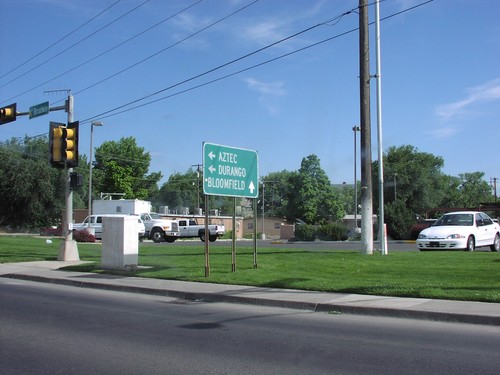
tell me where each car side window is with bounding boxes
[480,213,493,226]
[179,220,186,226]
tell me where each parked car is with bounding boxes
[73,214,145,241]
[416,211,500,251]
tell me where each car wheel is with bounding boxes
[209,235,217,242]
[199,231,206,242]
[150,228,164,243]
[490,233,500,252]
[466,236,475,252]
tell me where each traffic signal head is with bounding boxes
[65,121,79,168]
[48,121,79,168]
[0,103,17,125]
[49,122,65,168]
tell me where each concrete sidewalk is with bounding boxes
[1,261,499,326]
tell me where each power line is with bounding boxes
[0,0,151,91]
[2,0,204,105]
[0,0,122,81]
[82,0,433,123]
[81,6,360,122]
[71,0,261,99]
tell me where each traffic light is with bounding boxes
[70,172,83,189]
[65,121,79,168]
[48,121,79,168]
[49,122,65,168]
[0,103,17,125]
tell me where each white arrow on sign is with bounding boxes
[208,151,216,160]
[208,165,216,173]
[248,181,255,194]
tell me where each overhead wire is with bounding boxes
[81,0,433,123]
[71,0,261,99]
[79,6,361,123]
[0,0,122,81]
[8,0,434,157]
[1,0,204,105]
[0,0,151,91]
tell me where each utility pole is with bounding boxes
[58,92,79,261]
[375,0,387,255]
[359,0,373,255]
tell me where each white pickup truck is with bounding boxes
[177,219,225,242]
[139,213,180,243]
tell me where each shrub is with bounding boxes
[317,223,349,241]
[73,229,96,243]
[294,224,317,241]
[408,222,432,240]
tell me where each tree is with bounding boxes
[157,170,200,213]
[373,145,447,214]
[287,155,344,224]
[457,172,493,207]
[260,170,295,218]
[0,137,66,229]
[372,145,448,239]
[93,137,161,199]
[157,168,235,215]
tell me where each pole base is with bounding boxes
[58,240,80,261]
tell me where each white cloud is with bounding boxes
[244,77,286,116]
[238,1,326,46]
[244,77,286,96]
[436,78,500,120]
[425,127,459,139]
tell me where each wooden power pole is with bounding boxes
[359,0,373,254]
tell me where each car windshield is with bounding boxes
[434,213,473,226]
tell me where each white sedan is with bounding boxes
[416,211,500,251]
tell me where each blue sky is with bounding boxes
[1,0,499,190]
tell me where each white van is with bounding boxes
[73,214,146,241]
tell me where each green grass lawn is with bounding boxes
[1,235,499,303]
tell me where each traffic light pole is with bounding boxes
[58,94,79,261]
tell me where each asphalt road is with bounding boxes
[1,278,499,375]
[163,239,419,252]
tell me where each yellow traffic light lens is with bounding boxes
[0,103,17,125]
[53,150,62,162]
[53,127,64,137]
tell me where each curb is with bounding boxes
[3,273,499,326]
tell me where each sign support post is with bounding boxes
[202,142,259,275]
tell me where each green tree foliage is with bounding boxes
[457,172,493,207]
[0,137,66,229]
[287,155,344,224]
[384,200,417,240]
[373,145,447,214]
[157,170,200,213]
[260,170,295,218]
[156,168,235,215]
[373,146,494,239]
[93,137,161,199]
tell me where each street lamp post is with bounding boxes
[353,126,360,230]
[88,121,103,227]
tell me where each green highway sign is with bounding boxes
[203,142,259,198]
[29,101,49,119]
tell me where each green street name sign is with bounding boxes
[203,142,259,198]
[29,101,49,119]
